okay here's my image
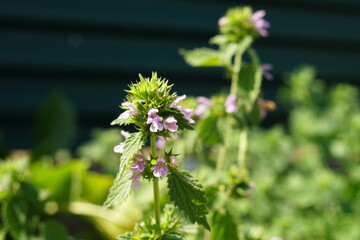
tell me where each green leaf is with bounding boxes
[210,209,239,240]
[32,91,76,160]
[103,171,132,208]
[117,233,133,240]
[110,118,131,126]
[167,170,210,230]
[239,64,262,111]
[169,108,194,131]
[179,48,222,67]
[198,115,222,145]
[41,219,70,240]
[19,182,43,213]
[2,197,27,239]
[0,227,7,240]
[104,132,145,208]
[162,232,186,240]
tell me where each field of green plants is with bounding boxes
[1,5,359,240]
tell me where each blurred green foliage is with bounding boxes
[1,65,359,239]
[175,65,360,240]
[243,66,360,239]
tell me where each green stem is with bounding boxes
[238,128,248,169]
[216,145,226,173]
[150,134,161,234]
[230,49,242,96]
[216,118,231,172]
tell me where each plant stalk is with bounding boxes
[230,49,242,96]
[238,128,248,168]
[217,44,243,172]
[151,134,161,234]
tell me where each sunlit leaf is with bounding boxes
[167,170,210,230]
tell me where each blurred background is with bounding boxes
[1,0,359,152]
[1,1,360,239]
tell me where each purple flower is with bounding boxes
[171,95,195,124]
[261,63,273,81]
[181,107,195,124]
[170,95,186,108]
[225,94,238,113]
[113,130,131,154]
[218,16,229,27]
[194,97,212,117]
[118,102,138,119]
[146,108,164,132]
[156,136,166,149]
[163,116,178,132]
[120,130,131,139]
[153,158,168,178]
[251,10,270,37]
[113,142,125,153]
[130,171,142,190]
[130,154,146,172]
[129,154,146,190]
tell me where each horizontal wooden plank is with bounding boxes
[0,28,358,80]
[0,0,359,43]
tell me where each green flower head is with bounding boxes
[111,72,195,136]
[218,6,270,42]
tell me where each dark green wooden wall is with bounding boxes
[1,0,359,150]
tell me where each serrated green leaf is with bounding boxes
[103,171,132,208]
[198,115,222,145]
[42,219,70,240]
[210,209,239,240]
[110,118,131,126]
[119,132,146,175]
[2,197,27,239]
[239,64,262,111]
[179,48,222,67]
[170,108,195,131]
[19,182,43,213]
[104,132,145,208]
[117,233,133,240]
[162,232,185,240]
[167,170,210,230]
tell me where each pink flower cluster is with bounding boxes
[113,130,131,154]
[117,102,138,119]
[217,9,270,38]
[225,94,238,113]
[146,108,178,133]
[129,154,146,189]
[251,10,270,37]
[153,158,168,178]
[128,155,178,189]
[194,97,212,117]
[170,95,195,124]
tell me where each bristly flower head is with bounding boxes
[217,6,270,42]
[111,72,195,136]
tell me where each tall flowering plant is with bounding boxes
[178,6,276,239]
[180,5,274,171]
[104,73,209,239]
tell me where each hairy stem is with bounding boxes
[230,49,242,96]
[151,134,161,234]
[216,118,231,172]
[238,128,248,168]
